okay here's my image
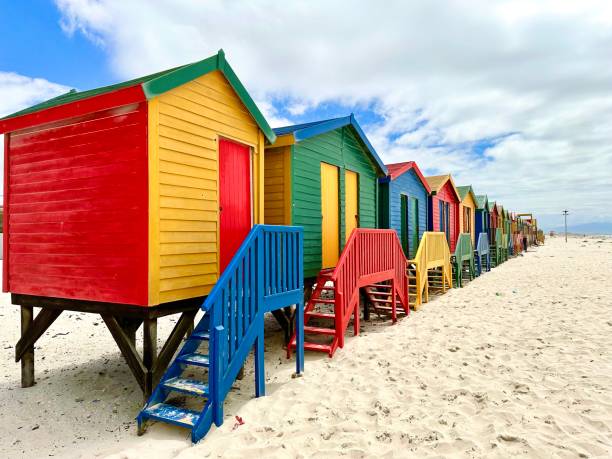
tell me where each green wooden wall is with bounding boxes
[290,126,380,278]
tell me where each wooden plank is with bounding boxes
[15,307,62,362]
[102,314,146,392]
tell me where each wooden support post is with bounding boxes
[142,317,158,399]
[102,314,146,392]
[295,299,304,375]
[254,330,265,398]
[20,306,34,388]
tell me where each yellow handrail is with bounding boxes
[408,232,452,309]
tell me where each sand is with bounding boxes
[1,235,611,458]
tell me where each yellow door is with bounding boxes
[345,170,358,242]
[321,163,340,268]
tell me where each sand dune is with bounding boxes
[1,235,611,458]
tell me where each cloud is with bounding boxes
[40,1,612,228]
[0,73,70,204]
[0,72,70,118]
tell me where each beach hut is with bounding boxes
[474,195,491,275]
[0,51,305,428]
[475,195,490,240]
[264,115,387,277]
[425,175,461,252]
[456,185,477,245]
[378,161,431,258]
[265,116,409,357]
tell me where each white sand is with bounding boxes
[1,235,611,458]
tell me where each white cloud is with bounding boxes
[38,1,612,228]
[0,73,70,205]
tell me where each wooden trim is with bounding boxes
[3,133,9,292]
[271,133,295,148]
[15,308,62,362]
[11,294,202,319]
[0,86,147,133]
[283,146,292,225]
[147,98,161,305]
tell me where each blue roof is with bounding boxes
[273,114,387,175]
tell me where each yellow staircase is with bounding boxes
[408,232,453,310]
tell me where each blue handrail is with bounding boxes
[196,224,304,437]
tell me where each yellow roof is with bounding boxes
[425,174,460,199]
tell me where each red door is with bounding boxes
[219,138,252,272]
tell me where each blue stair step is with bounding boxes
[177,352,210,367]
[191,330,210,340]
[163,377,209,397]
[142,403,200,428]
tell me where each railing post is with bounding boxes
[212,324,226,427]
[295,229,305,374]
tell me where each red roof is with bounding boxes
[385,161,431,193]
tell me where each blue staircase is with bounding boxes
[137,225,304,443]
[474,232,490,276]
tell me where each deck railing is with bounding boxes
[332,229,408,348]
[409,231,452,307]
[475,232,490,275]
[452,233,475,287]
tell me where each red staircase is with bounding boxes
[288,229,409,358]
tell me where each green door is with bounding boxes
[400,195,409,256]
[409,197,419,258]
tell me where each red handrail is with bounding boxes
[331,229,408,348]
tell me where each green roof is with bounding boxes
[475,194,488,210]
[2,50,276,144]
[457,185,476,202]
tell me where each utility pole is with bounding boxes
[562,210,569,242]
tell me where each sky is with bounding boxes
[1,0,612,230]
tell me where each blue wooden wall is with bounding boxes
[475,208,489,237]
[379,169,428,258]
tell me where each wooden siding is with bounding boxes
[5,103,149,304]
[263,146,291,225]
[459,192,477,245]
[150,70,263,304]
[475,208,489,238]
[291,127,379,278]
[387,169,428,259]
[428,181,460,252]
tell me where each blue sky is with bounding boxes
[1,0,611,230]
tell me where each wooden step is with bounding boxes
[304,325,336,335]
[191,330,210,341]
[303,342,333,353]
[310,298,335,304]
[163,377,209,397]
[368,284,392,289]
[177,352,210,368]
[306,311,335,320]
[142,403,200,429]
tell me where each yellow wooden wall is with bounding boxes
[459,193,477,245]
[148,70,264,305]
[263,146,291,225]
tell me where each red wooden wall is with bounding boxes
[3,103,149,305]
[430,181,460,252]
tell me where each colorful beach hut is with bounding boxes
[378,161,431,258]
[265,116,409,357]
[456,185,477,245]
[264,115,387,277]
[474,195,491,275]
[426,175,461,252]
[1,51,306,442]
[475,195,490,240]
